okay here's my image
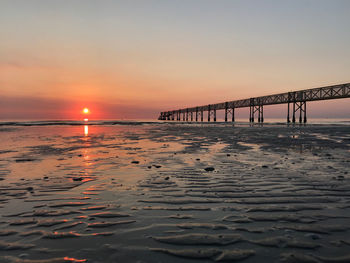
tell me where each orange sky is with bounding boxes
[0,1,349,120]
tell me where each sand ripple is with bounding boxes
[0,124,349,262]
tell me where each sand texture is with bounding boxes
[0,123,349,262]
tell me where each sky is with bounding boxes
[0,0,349,120]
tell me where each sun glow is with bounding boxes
[83,108,89,114]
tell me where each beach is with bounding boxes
[0,122,349,263]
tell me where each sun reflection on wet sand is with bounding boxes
[63,257,87,262]
[84,125,89,136]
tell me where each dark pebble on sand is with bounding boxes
[165,177,169,180]
[147,166,152,169]
[262,165,268,168]
[154,165,162,168]
[26,187,34,191]
[227,154,231,156]
[78,154,83,157]
[15,158,36,163]
[131,161,139,164]
[305,233,321,240]
[73,177,83,181]
[204,167,215,172]
[196,158,200,161]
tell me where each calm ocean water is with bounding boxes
[0,118,349,126]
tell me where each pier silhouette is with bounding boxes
[159,83,350,123]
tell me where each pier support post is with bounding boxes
[208,105,211,122]
[249,103,264,123]
[183,112,185,121]
[232,107,235,122]
[292,92,297,123]
[207,105,216,122]
[298,101,306,124]
[292,100,306,124]
[249,106,252,122]
[190,112,193,122]
[260,105,264,123]
[287,92,291,123]
[196,107,198,122]
[249,98,255,123]
[201,110,203,122]
[225,103,235,122]
[251,105,264,123]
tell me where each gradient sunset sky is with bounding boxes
[1,0,349,120]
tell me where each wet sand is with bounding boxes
[0,123,349,263]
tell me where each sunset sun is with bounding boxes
[83,108,89,114]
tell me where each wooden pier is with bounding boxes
[159,83,350,123]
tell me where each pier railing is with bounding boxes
[159,83,350,123]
